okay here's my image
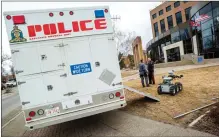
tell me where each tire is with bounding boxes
[176,82,183,91]
[157,86,162,95]
[176,84,180,93]
[171,85,177,96]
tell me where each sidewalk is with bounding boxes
[99,110,217,136]
[2,110,217,137]
[123,62,219,82]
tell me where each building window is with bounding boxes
[152,13,157,19]
[199,3,212,24]
[174,1,180,8]
[213,7,219,17]
[202,35,213,49]
[180,28,190,40]
[159,10,163,16]
[201,19,214,30]
[166,5,171,12]
[175,11,182,24]
[185,7,192,21]
[167,15,173,29]
[202,27,214,38]
[212,2,219,18]
[160,19,166,33]
[214,16,219,28]
[171,31,180,43]
[154,22,159,37]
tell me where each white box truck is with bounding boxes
[4,6,126,130]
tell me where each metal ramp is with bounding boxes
[124,85,160,102]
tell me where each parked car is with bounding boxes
[1,83,7,90]
[6,79,17,88]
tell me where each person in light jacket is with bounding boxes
[139,59,149,87]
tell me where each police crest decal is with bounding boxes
[10,26,27,43]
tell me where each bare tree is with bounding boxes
[112,19,136,62]
[1,53,11,76]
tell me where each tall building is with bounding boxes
[150,1,197,38]
[146,1,206,63]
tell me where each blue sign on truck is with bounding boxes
[70,62,92,75]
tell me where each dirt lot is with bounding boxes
[122,66,219,128]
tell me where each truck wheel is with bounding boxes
[157,86,162,95]
[179,83,183,91]
[176,84,180,93]
[171,86,177,96]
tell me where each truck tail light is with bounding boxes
[29,111,36,117]
[105,9,108,13]
[26,117,32,121]
[120,96,124,99]
[12,15,25,24]
[59,12,64,16]
[49,12,54,17]
[69,11,74,15]
[115,92,121,97]
[6,15,11,20]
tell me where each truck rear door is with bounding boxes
[90,35,123,92]
[64,37,97,98]
[12,44,41,76]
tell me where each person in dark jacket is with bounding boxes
[147,58,155,85]
[139,59,149,87]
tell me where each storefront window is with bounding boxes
[171,31,180,43]
[202,35,213,49]
[202,27,214,38]
[201,19,213,30]
[200,3,212,15]
[180,29,189,40]
[213,7,219,17]
[212,1,219,10]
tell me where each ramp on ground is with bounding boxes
[124,85,160,102]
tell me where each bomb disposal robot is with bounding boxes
[157,70,183,96]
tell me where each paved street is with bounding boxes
[2,87,21,117]
[2,110,216,137]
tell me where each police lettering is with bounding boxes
[27,19,107,37]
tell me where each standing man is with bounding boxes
[139,59,149,87]
[147,58,155,85]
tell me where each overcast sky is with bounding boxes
[2,2,161,56]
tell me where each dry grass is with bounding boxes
[122,65,219,127]
[121,71,137,78]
